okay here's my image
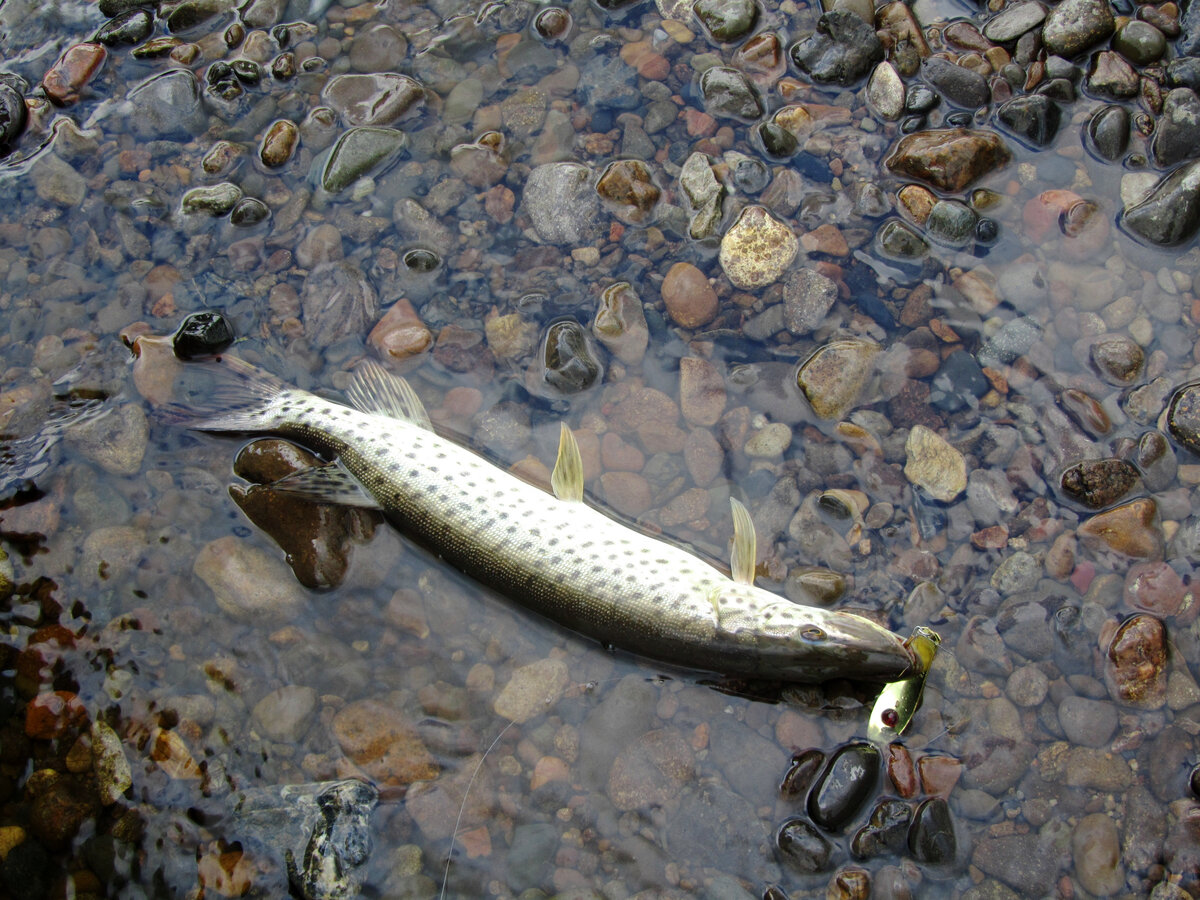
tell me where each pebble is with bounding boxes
[592,282,649,365]
[30,152,86,207]
[796,338,880,420]
[349,22,407,72]
[789,11,884,86]
[996,94,1061,147]
[983,1,1046,42]
[607,728,694,810]
[1104,613,1168,708]
[693,0,759,42]
[807,741,880,832]
[921,57,990,109]
[886,128,1011,192]
[1057,695,1118,747]
[1124,561,1187,617]
[867,61,905,120]
[679,357,727,426]
[252,685,317,743]
[1087,105,1130,161]
[1059,458,1139,509]
[719,205,797,288]
[90,721,131,806]
[971,834,1059,895]
[776,817,834,873]
[679,151,725,240]
[1088,50,1139,99]
[493,658,568,723]
[904,424,967,502]
[662,261,719,327]
[42,42,106,106]
[320,127,407,193]
[259,119,298,167]
[331,698,438,786]
[1041,0,1115,56]
[1071,814,1124,897]
[783,267,838,334]
[1078,498,1164,559]
[193,535,307,622]
[537,319,602,394]
[908,797,956,866]
[301,261,380,347]
[522,162,602,244]
[1114,19,1167,65]
[699,66,763,120]
[368,298,433,362]
[1006,664,1049,707]
[850,798,911,859]
[1090,335,1144,384]
[601,471,652,516]
[128,69,204,139]
[67,403,147,476]
[1167,381,1200,453]
[595,159,661,225]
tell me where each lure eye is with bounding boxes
[800,626,826,642]
[881,708,899,728]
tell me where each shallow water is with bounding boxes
[3,0,1200,897]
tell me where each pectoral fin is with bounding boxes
[551,423,584,502]
[268,460,379,508]
[729,497,756,585]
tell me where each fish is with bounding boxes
[171,355,919,684]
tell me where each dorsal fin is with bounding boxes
[346,360,432,430]
[729,497,756,585]
[550,423,584,502]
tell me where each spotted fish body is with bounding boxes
[183,357,917,684]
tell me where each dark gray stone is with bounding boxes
[1153,88,1200,168]
[1087,105,1129,161]
[996,94,1061,146]
[699,65,763,120]
[788,11,884,86]
[983,1,1047,42]
[922,57,990,108]
[1123,160,1200,246]
[128,69,204,139]
[522,161,602,244]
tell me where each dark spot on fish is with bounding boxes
[408,469,419,477]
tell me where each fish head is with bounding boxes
[712,584,918,683]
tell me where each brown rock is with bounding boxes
[796,338,880,420]
[885,742,918,798]
[1059,458,1139,509]
[662,262,719,328]
[28,774,95,848]
[607,728,694,810]
[800,223,849,256]
[593,282,649,365]
[917,755,963,798]
[596,159,660,225]
[885,128,1011,192]
[679,357,727,426]
[659,488,710,527]
[600,433,645,471]
[331,698,439,785]
[42,42,106,105]
[25,691,87,740]
[1124,561,1187,617]
[684,427,724,487]
[1104,613,1167,708]
[368,298,433,363]
[259,119,298,167]
[1078,498,1163,559]
[609,386,679,433]
[493,658,569,723]
[601,471,652,518]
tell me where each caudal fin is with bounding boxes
[159,355,295,433]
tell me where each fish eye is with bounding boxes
[800,625,826,642]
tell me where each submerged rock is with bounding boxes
[320,127,407,193]
[593,282,649,365]
[718,205,798,288]
[322,73,424,127]
[699,65,763,120]
[789,11,884,86]
[595,159,660,224]
[522,162,602,244]
[796,338,879,419]
[807,742,880,832]
[536,319,603,394]
[1041,0,1115,56]
[1059,458,1139,509]
[1167,382,1200,455]
[776,817,833,872]
[886,129,1011,192]
[1104,613,1168,708]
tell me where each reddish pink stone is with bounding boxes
[1124,561,1187,617]
[42,42,107,106]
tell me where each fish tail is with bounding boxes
[159,355,299,433]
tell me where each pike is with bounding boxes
[173,356,920,684]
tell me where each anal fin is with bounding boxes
[551,423,584,502]
[268,460,380,508]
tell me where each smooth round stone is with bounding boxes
[996,94,1061,147]
[1059,458,1139,509]
[166,0,234,33]
[0,82,26,153]
[94,8,153,45]
[780,748,825,797]
[699,65,762,120]
[538,319,602,394]
[905,83,938,113]
[776,817,833,873]
[757,121,797,157]
[876,220,928,258]
[662,261,719,327]
[719,205,798,288]
[252,685,318,743]
[595,159,660,224]
[1166,382,1200,455]
[797,338,880,420]
[533,7,572,40]
[230,197,269,226]
[1079,498,1163,559]
[320,126,407,193]
[1135,431,1176,490]
[1104,613,1168,708]
[1058,695,1118,747]
[807,741,880,832]
[349,22,407,72]
[692,0,759,42]
[1087,105,1130,161]
[1090,335,1144,384]
[194,536,307,622]
[1072,814,1124,896]
[1125,561,1187,617]
[921,57,989,109]
[926,199,977,246]
[322,73,424,127]
[494,658,569,724]
[788,10,884,86]
[908,797,956,866]
[259,118,298,167]
[1042,0,1115,56]
[851,798,912,859]
[1113,19,1166,64]
[867,61,905,120]
[181,182,242,214]
[983,0,1047,42]
[42,42,107,105]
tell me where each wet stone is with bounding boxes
[596,159,660,225]
[719,205,798,288]
[776,817,833,873]
[699,66,763,120]
[978,315,1040,367]
[181,182,242,215]
[166,0,234,33]
[876,220,928,258]
[789,11,885,86]
[971,834,1059,895]
[797,338,880,419]
[173,310,234,359]
[593,282,649,365]
[1059,458,1139,509]
[331,699,438,786]
[693,0,759,43]
[867,61,905,120]
[230,197,269,227]
[0,82,25,154]
[921,58,989,109]
[1078,498,1163,559]
[42,42,106,105]
[608,728,694,810]
[886,128,1011,192]
[537,319,602,394]
[1057,695,1118,747]
[449,134,507,188]
[193,535,307,622]
[784,267,837,334]
[851,798,912,859]
[679,151,725,240]
[349,23,407,72]
[996,94,1061,147]
[909,797,956,866]
[301,262,379,347]
[807,741,880,832]
[320,127,407,193]
[1088,51,1138,99]
[94,9,153,46]
[522,162,602,245]
[494,658,568,723]
[1087,105,1130,161]
[662,261,719,328]
[1041,0,1115,56]
[926,199,977,246]
[781,748,825,798]
[1153,88,1200,168]
[252,685,317,744]
[1072,814,1124,897]
[983,1,1046,42]
[1104,613,1168,708]
[259,119,298,167]
[322,74,424,127]
[1166,382,1200,455]
[1114,19,1166,65]
[580,53,640,111]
